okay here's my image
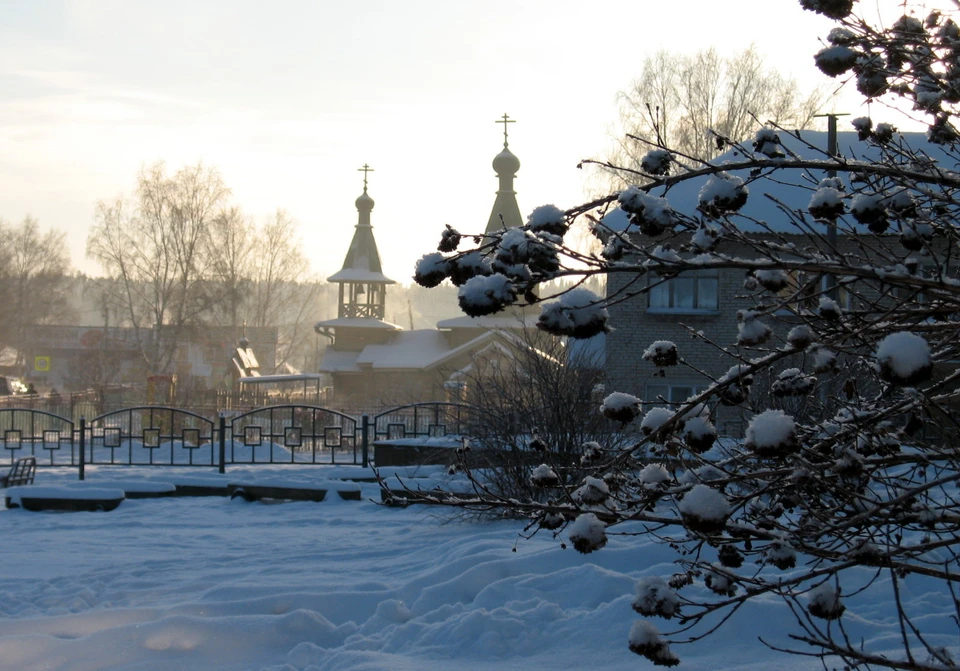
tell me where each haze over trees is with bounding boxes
[87,162,319,378]
[0,215,74,367]
[411,1,960,668]
[595,45,830,190]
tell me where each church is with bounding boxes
[315,116,541,407]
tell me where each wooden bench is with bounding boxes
[0,457,36,488]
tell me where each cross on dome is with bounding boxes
[358,163,374,191]
[495,113,515,148]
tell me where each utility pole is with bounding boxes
[815,112,849,301]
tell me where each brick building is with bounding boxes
[603,130,952,431]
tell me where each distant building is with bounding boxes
[317,117,544,407]
[21,324,277,393]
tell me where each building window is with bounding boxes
[646,382,708,406]
[648,270,719,312]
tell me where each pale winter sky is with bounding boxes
[0,0,911,283]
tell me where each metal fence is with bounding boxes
[0,402,472,477]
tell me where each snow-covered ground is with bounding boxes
[0,465,951,670]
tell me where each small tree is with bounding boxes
[454,326,614,502]
[409,2,960,668]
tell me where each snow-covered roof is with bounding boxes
[318,348,362,374]
[355,330,494,371]
[436,310,539,331]
[314,317,402,330]
[238,374,324,385]
[603,130,957,234]
[327,267,396,283]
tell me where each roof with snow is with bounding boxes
[319,329,499,374]
[314,317,402,330]
[602,130,958,234]
[357,331,494,370]
[328,183,396,284]
[436,310,539,331]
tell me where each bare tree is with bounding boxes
[243,210,319,370]
[87,162,229,378]
[0,216,74,371]
[597,45,829,190]
[207,205,256,332]
[410,3,960,668]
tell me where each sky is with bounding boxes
[0,0,914,283]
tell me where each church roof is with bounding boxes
[329,169,396,284]
[485,113,524,236]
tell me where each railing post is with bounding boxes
[361,414,370,468]
[78,416,86,481]
[218,413,226,474]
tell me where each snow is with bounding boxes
[640,407,674,435]
[1,464,957,670]
[745,409,798,454]
[526,204,566,235]
[876,331,932,381]
[632,576,680,618]
[638,463,670,488]
[600,391,642,423]
[457,273,516,316]
[6,485,125,503]
[642,340,678,366]
[807,583,845,620]
[736,309,772,346]
[536,288,609,339]
[697,172,748,213]
[567,512,608,554]
[677,484,730,524]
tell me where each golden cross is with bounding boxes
[358,163,374,190]
[495,113,515,147]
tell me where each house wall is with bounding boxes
[604,233,878,433]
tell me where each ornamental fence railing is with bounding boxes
[0,402,475,478]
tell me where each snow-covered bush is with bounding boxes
[411,3,960,668]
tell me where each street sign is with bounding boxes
[34,356,50,372]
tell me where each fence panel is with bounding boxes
[0,409,75,466]
[87,406,216,466]
[372,402,472,441]
[228,405,362,465]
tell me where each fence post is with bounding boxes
[78,416,86,481]
[218,413,226,474]
[361,414,370,468]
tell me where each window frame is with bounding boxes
[647,269,720,314]
[645,382,709,407]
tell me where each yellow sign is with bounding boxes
[34,356,50,372]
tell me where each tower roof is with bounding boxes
[485,113,524,236]
[328,164,396,284]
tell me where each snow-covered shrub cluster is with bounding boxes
[405,2,960,668]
